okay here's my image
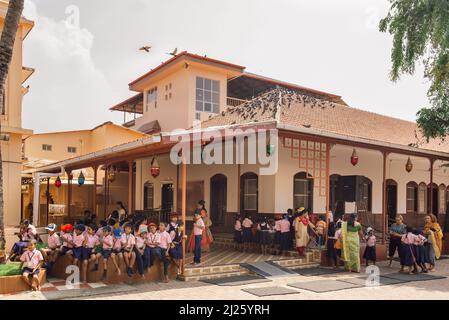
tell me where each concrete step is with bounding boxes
[180,263,250,282]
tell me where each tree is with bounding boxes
[379,0,449,140]
[0,0,25,263]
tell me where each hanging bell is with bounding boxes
[350,148,358,166]
[107,166,116,183]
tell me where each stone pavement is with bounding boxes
[2,259,449,300]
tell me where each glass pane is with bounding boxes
[196,77,203,89]
[196,101,203,111]
[245,195,257,210]
[204,79,212,90]
[212,80,220,92]
[247,179,257,193]
[212,104,219,114]
[212,92,219,103]
[204,103,212,112]
[196,89,203,100]
[204,90,211,102]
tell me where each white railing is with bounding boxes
[226,97,247,107]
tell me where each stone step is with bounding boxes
[179,269,251,282]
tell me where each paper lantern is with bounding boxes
[55,176,62,188]
[78,171,85,186]
[405,157,413,173]
[350,148,358,166]
[150,157,160,178]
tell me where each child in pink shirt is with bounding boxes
[82,224,100,283]
[121,223,136,277]
[145,223,160,273]
[158,222,173,282]
[20,240,44,291]
[110,228,123,276]
[41,223,60,271]
[59,224,74,257]
[192,212,205,265]
[72,224,86,267]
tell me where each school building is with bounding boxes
[24,51,449,277]
[1,0,34,246]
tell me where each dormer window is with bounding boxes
[196,77,219,114]
[146,87,157,111]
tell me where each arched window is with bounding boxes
[293,172,313,211]
[240,172,258,213]
[143,182,154,210]
[418,182,427,214]
[406,182,418,214]
[439,184,446,215]
[358,177,372,213]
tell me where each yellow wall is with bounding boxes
[1,2,34,226]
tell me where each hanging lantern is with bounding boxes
[55,176,62,188]
[77,171,85,186]
[350,148,358,166]
[150,157,160,178]
[405,157,413,173]
[107,166,116,183]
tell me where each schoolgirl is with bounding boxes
[170,222,187,276]
[274,214,282,253]
[413,229,428,273]
[363,227,377,266]
[168,213,179,240]
[234,214,243,250]
[158,222,173,282]
[279,214,291,255]
[326,222,338,268]
[121,222,136,277]
[241,214,254,252]
[401,227,418,274]
[257,217,271,255]
[334,221,343,264]
[135,226,148,278]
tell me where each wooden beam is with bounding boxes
[103,165,108,219]
[237,163,241,213]
[92,165,98,216]
[67,171,73,218]
[46,178,50,226]
[382,151,388,245]
[325,143,330,225]
[128,160,134,214]
[181,158,187,275]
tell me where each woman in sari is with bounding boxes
[294,209,315,257]
[423,214,443,271]
[188,200,214,253]
[341,213,364,273]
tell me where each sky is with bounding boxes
[21,0,431,133]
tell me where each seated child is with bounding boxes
[363,227,377,266]
[20,239,44,291]
[111,228,123,276]
[121,223,136,277]
[41,223,60,272]
[59,224,74,257]
[92,226,117,280]
[8,220,37,261]
[145,223,160,273]
[96,220,107,240]
[134,226,148,279]
[82,224,100,283]
[72,224,86,267]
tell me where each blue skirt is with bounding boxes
[242,228,253,243]
[274,231,281,245]
[170,244,183,260]
[415,245,426,264]
[280,232,290,251]
[363,246,376,261]
[234,230,242,243]
[400,244,416,266]
[259,231,270,245]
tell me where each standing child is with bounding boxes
[279,214,291,255]
[134,226,148,279]
[257,217,271,255]
[192,211,205,265]
[274,214,282,253]
[401,227,418,274]
[83,224,100,283]
[170,222,187,276]
[326,222,338,268]
[41,223,60,272]
[334,221,343,266]
[315,216,327,248]
[241,214,253,253]
[234,214,243,251]
[363,227,377,266]
[121,222,136,277]
[111,228,123,276]
[413,229,428,273]
[168,213,179,240]
[19,240,44,291]
[158,222,173,282]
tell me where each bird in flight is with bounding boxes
[167,47,178,56]
[139,46,152,52]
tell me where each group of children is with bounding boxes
[8,213,187,291]
[233,208,327,255]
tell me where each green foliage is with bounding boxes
[380,0,449,140]
[0,262,21,276]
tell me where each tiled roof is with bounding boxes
[201,88,449,154]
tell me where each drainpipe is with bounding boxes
[32,167,65,226]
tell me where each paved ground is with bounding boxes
[2,259,449,300]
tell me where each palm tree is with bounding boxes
[0,0,25,263]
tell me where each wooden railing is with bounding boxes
[226,97,247,107]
